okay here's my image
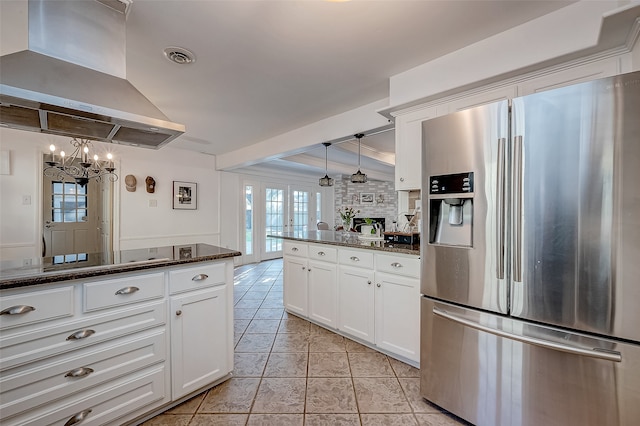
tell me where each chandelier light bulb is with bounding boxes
[94,154,99,161]
[60,151,66,158]
[107,153,113,160]
[49,144,56,153]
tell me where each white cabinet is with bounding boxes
[283,257,308,316]
[374,272,420,361]
[337,265,375,343]
[394,105,437,190]
[0,258,235,425]
[169,262,233,400]
[170,286,228,399]
[307,244,338,328]
[283,242,338,326]
[517,57,620,96]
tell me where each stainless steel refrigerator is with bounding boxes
[420,70,640,426]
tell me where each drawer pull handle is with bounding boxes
[192,274,209,281]
[377,283,381,287]
[318,251,325,256]
[350,256,360,262]
[367,280,372,285]
[115,286,139,295]
[176,310,183,316]
[64,409,92,426]
[390,262,403,268]
[65,367,94,378]
[0,305,35,316]
[67,329,95,341]
[291,247,299,252]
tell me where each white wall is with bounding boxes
[0,127,221,261]
[388,1,636,108]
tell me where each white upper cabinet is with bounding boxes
[394,105,437,191]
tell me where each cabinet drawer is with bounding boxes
[169,262,226,295]
[0,301,166,370]
[0,329,166,419]
[338,248,374,269]
[283,241,308,257]
[375,253,420,278]
[84,272,165,312]
[308,244,337,262]
[0,286,74,331]
[1,364,167,426]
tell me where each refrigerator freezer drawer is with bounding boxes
[420,297,640,426]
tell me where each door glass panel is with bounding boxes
[316,192,322,224]
[265,187,284,253]
[51,181,90,223]
[245,185,253,256]
[292,190,309,236]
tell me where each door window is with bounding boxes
[51,182,88,223]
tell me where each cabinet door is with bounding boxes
[283,256,308,316]
[394,106,437,190]
[170,286,228,399]
[337,266,375,343]
[375,272,420,362]
[307,260,337,328]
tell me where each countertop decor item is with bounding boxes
[337,206,359,232]
[173,181,197,210]
[44,138,117,187]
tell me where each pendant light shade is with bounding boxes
[350,133,368,183]
[319,142,334,187]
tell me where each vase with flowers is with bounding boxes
[337,206,360,233]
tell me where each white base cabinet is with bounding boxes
[0,259,234,426]
[283,241,420,364]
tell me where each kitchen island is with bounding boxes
[0,244,241,426]
[270,231,421,365]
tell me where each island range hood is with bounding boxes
[0,0,185,148]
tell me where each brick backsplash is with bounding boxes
[334,177,398,231]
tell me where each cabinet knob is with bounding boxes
[65,367,94,378]
[367,280,372,285]
[176,310,183,316]
[0,305,35,316]
[318,251,325,256]
[350,256,360,262]
[400,177,405,182]
[390,262,403,268]
[192,274,209,281]
[308,268,312,272]
[66,329,95,341]
[302,266,306,271]
[115,286,139,295]
[377,283,381,287]
[64,409,92,426]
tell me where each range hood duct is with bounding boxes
[0,0,185,148]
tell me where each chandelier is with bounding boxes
[350,133,368,183]
[44,138,118,187]
[319,142,334,187]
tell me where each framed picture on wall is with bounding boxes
[173,181,198,210]
[360,192,374,205]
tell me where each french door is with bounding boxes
[242,182,320,262]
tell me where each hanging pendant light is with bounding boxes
[350,133,368,183]
[319,142,334,187]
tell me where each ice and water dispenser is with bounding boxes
[428,172,474,247]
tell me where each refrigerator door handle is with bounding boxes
[512,135,523,282]
[433,306,622,362]
[497,137,506,279]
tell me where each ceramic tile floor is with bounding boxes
[143,259,470,426]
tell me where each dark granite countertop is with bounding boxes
[0,243,241,290]
[269,231,420,256]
